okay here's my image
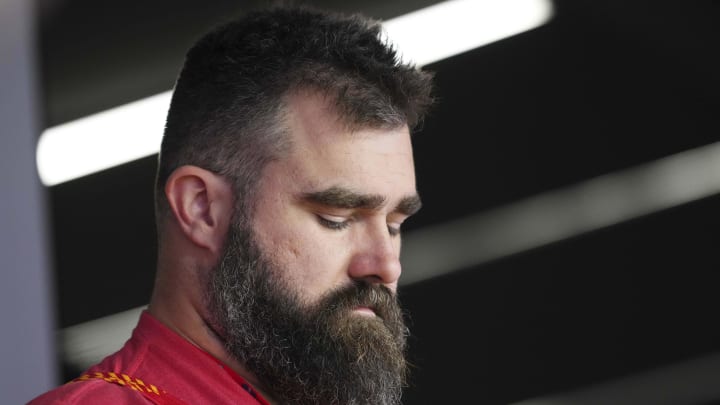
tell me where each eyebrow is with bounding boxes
[301,186,422,216]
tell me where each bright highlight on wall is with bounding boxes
[36,0,554,186]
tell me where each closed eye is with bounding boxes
[387,224,401,237]
[317,214,352,230]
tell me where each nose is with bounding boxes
[347,221,402,288]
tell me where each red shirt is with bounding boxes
[28,311,271,405]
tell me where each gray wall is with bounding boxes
[0,0,58,402]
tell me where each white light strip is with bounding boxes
[37,92,171,186]
[36,0,554,186]
[399,141,720,285]
[383,0,554,66]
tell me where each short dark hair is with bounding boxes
[155,6,434,230]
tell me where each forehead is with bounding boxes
[281,90,413,151]
[273,91,416,195]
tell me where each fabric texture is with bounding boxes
[27,311,270,405]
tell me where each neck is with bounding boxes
[147,270,279,404]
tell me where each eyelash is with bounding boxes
[317,215,402,237]
[317,216,352,231]
[387,225,401,237]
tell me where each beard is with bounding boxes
[206,219,409,405]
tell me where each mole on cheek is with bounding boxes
[289,244,301,259]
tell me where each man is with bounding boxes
[30,5,433,405]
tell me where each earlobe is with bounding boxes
[165,165,233,254]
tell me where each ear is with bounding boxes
[164,165,234,255]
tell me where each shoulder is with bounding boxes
[27,378,151,405]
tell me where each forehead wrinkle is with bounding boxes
[301,186,386,210]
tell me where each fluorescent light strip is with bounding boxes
[36,0,554,186]
[383,0,554,66]
[37,92,172,185]
[399,141,720,285]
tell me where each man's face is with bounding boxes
[252,92,420,307]
[208,93,421,405]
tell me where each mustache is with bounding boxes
[320,281,400,323]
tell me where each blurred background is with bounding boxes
[2,0,720,403]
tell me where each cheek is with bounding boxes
[255,213,349,297]
[279,229,348,291]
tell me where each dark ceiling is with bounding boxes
[39,0,720,404]
[37,0,443,127]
